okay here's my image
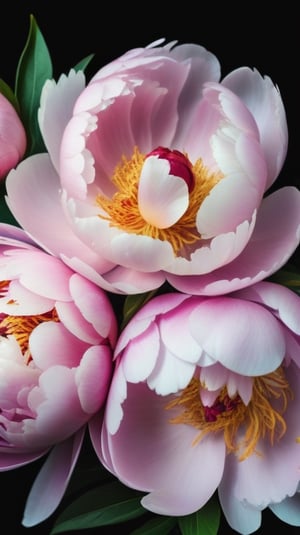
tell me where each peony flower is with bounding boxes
[92,282,300,534]
[5,40,300,295]
[0,92,26,180]
[0,223,118,526]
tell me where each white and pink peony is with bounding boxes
[5,40,300,294]
[0,223,118,526]
[93,282,300,534]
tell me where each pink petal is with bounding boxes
[104,383,225,515]
[0,279,54,315]
[75,346,112,413]
[159,298,205,362]
[5,155,113,273]
[222,67,288,189]
[69,273,117,342]
[220,362,300,509]
[122,322,160,383]
[189,296,285,375]
[234,281,300,335]
[0,450,48,470]
[30,322,88,369]
[167,186,300,294]
[197,133,267,237]
[22,430,85,527]
[39,70,86,172]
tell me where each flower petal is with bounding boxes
[138,156,189,228]
[189,296,285,375]
[22,430,84,526]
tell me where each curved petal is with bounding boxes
[159,297,205,362]
[29,322,88,369]
[22,429,85,527]
[233,281,300,335]
[0,279,55,315]
[189,296,285,375]
[220,362,300,509]
[147,346,196,395]
[104,382,225,515]
[222,67,288,188]
[197,133,266,237]
[122,322,160,383]
[75,346,112,413]
[38,70,86,172]
[4,250,72,301]
[138,157,189,228]
[218,487,262,534]
[270,493,300,526]
[167,186,300,294]
[5,155,113,273]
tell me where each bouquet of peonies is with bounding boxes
[1,15,300,535]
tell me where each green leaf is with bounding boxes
[268,269,300,293]
[50,481,146,534]
[0,182,19,225]
[122,290,158,329]
[15,14,53,156]
[130,515,177,534]
[73,53,95,73]
[178,497,221,535]
[0,79,20,113]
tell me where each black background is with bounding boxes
[1,2,299,534]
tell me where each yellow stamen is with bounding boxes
[0,280,9,296]
[96,146,222,255]
[165,367,293,461]
[0,309,59,364]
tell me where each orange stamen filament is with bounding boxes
[165,367,292,461]
[0,309,59,364]
[96,146,222,255]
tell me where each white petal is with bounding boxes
[138,157,189,228]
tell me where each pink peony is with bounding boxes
[5,40,300,295]
[0,223,118,526]
[93,282,300,534]
[0,93,26,180]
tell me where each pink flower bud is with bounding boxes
[0,93,26,180]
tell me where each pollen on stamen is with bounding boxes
[165,367,292,461]
[96,146,223,256]
[0,309,59,363]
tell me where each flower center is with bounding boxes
[165,367,293,461]
[146,147,195,192]
[96,146,222,255]
[0,281,59,364]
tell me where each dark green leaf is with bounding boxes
[15,14,53,156]
[0,182,19,225]
[73,54,95,73]
[122,290,158,329]
[50,481,146,534]
[268,269,300,293]
[178,497,221,535]
[130,515,177,534]
[0,79,20,113]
